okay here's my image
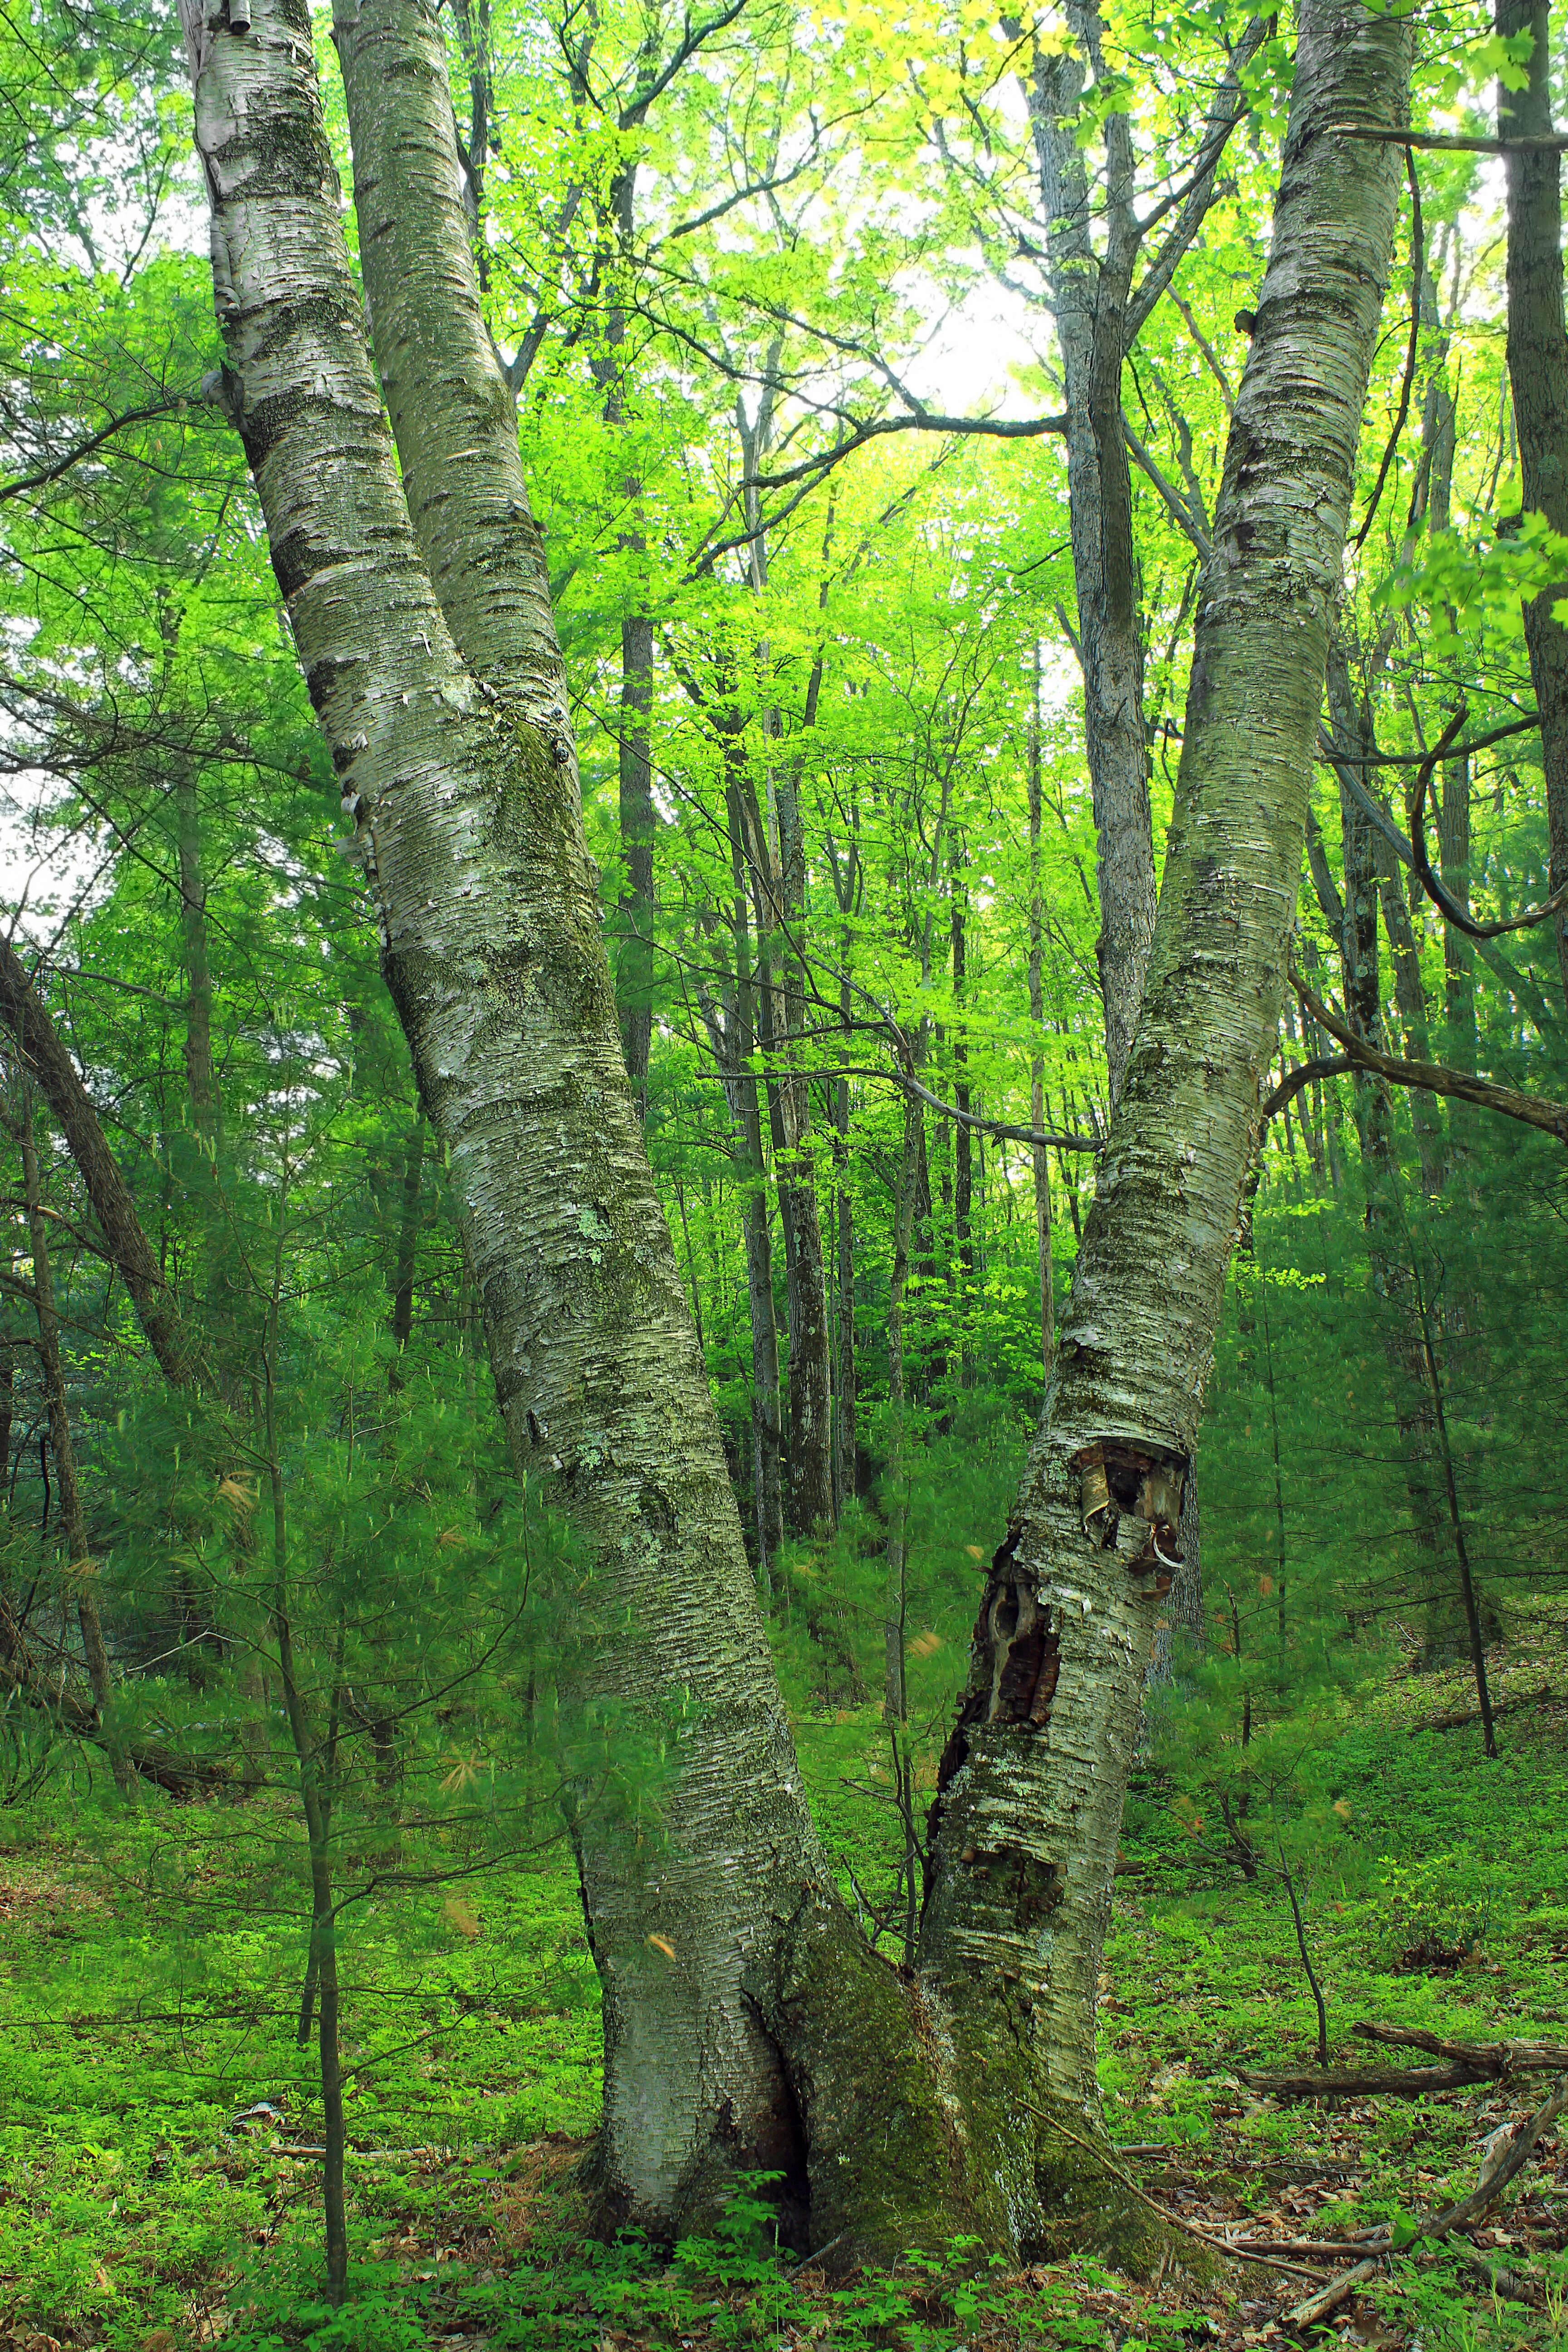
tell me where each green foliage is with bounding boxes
[1,0,1567,2345]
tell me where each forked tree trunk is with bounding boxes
[181,0,1407,2263]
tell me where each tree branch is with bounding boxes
[1350,148,1421,551]
[0,397,193,504]
[1327,123,1568,153]
[1291,964,1568,1147]
[0,941,196,1384]
[1259,1054,1353,1123]
[1408,707,1568,939]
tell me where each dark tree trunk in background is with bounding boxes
[0,943,194,1387]
[617,613,657,1102]
[1024,10,1156,1112]
[1375,837,1446,1194]
[882,1102,921,1724]
[175,765,221,1149]
[19,1096,131,1792]
[1027,681,1056,1378]
[833,867,860,1513]
[389,1110,425,1359]
[951,867,974,1377]
[1496,0,1568,1014]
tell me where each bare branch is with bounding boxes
[1408,707,1568,939]
[0,395,192,504]
[1327,123,1568,153]
[1291,964,1568,1147]
[1350,149,1421,552]
[1259,1054,1353,1123]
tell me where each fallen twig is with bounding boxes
[1019,2102,1327,2280]
[1426,2068,1568,2233]
[1226,2236,1382,2259]
[1284,2255,1381,2328]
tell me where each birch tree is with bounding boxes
[179,0,1408,2260]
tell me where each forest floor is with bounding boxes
[0,1637,1564,2352]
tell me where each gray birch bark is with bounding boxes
[181,0,1408,2265]
[917,0,1411,2248]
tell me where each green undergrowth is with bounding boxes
[1,1646,1565,2348]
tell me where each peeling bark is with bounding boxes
[179,0,909,2243]
[918,0,1411,2244]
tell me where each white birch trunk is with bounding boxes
[180,0,828,2236]
[918,0,1412,2254]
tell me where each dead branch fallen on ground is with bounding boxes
[1354,2023,1568,2074]
[1242,2060,1493,2097]
[1284,2256,1381,2328]
[1019,2102,1328,2280]
[0,1643,234,1799]
[1281,2068,1568,2328]
[1412,1685,1558,1735]
[1246,2029,1568,2099]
